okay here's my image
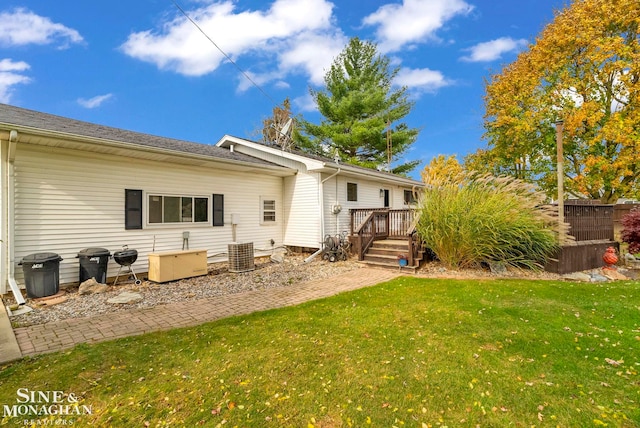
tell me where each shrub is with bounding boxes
[621,208,640,254]
[415,172,568,270]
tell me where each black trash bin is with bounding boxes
[19,253,63,298]
[77,248,111,283]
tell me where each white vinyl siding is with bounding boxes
[322,175,415,236]
[13,144,283,286]
[283,173,321,248]
[323,175,382,237]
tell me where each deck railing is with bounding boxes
[350,209,419,262]
[350,208,414,237]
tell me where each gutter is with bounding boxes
[0,124,293,177]
[312,161,423,188]
[5,130,24,305]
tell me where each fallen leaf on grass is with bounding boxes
[605,358,623,366]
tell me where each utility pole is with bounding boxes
[556,121,564,233]
[386,120,392,171]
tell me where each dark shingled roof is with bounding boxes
[0,103,283,168]
[243,138,423,185]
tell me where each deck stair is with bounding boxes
[359,238,425,272]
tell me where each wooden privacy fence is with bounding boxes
[547,202,632,274]
[563,204,614,241]
[614,203,640,234]
[560,202,640,241]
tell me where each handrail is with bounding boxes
[405,212,420,267]
[405,212,419,236]
[353,210,389,260]
[354,211,376,235]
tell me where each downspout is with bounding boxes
[6,130,24,305]
[335,171,340,235]
[304,166,341,263]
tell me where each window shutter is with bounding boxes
[213,194,224,226]
[125,189,143,230]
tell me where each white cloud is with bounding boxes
[77,93,113,109]
[278,31,347,85]
[363,0,474,52]
[460,37,528,62]
[0,59,31,103]
[395,67,452,93]
[293,93,316,112]
[0,58,30,72]
[0,8,83,48]
[236,70,277,93]
[121,0,338,83]
[273,80,290,90]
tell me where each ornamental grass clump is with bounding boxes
[416,171,568,270]
[620,207,640,255]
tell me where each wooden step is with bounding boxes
[370,239,410,251]
[358,238,425,272]
[357,259,419,272]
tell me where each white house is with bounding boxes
[0,103,422,294]
[216,136,422,250]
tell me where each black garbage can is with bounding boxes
[77,248,111,283]
[19,253,63,298]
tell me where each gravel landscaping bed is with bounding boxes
[6,254,360,327]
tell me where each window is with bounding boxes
[125,189,143,230]
[347,182,358,201]
[262,198,276,223]
[148,195,209,224]
[404,189,416,205]
[212,194,224,226]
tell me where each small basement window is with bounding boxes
[148,195,209,224]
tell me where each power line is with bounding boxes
[171,0,277,105]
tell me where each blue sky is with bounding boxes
[0,0,566,179]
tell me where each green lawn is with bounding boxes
[1,277,638,427]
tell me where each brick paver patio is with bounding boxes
[12,267,401,358]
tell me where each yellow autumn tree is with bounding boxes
[421,155,465,187]
[475,0,640,203]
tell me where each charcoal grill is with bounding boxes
[113,245,141,285]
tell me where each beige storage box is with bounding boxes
[148,249,208,283]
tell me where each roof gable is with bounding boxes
[217,135,423,187]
